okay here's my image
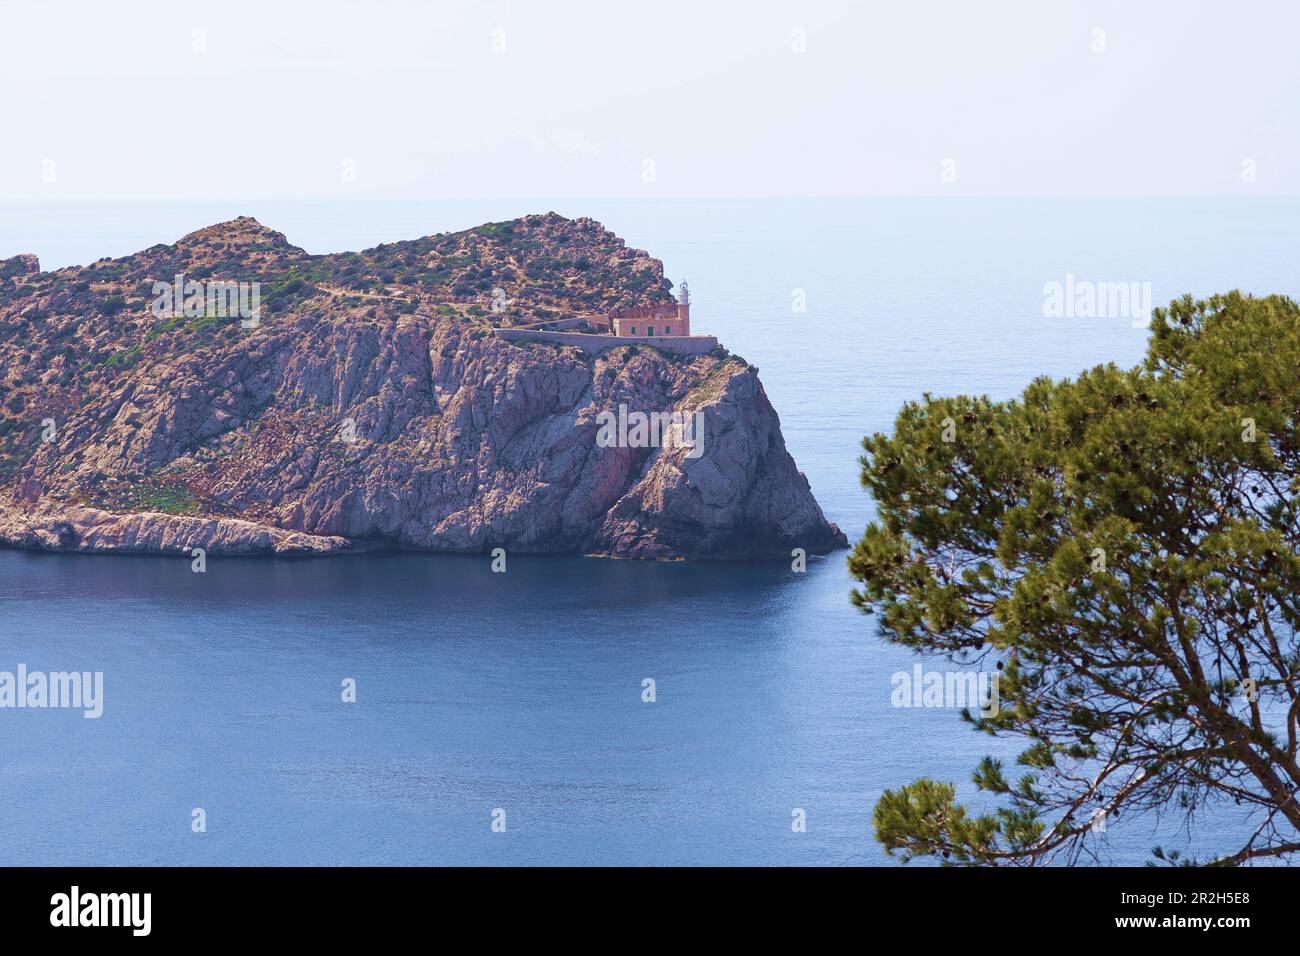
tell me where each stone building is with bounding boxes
[610,281,690,338]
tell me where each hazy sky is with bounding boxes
[2,0,1298,200]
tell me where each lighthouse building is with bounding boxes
[610,281,690,338]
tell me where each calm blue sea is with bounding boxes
[3,198,1298,865]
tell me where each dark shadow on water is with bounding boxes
[0,546,836,627]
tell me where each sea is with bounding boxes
[2,197,1297,865]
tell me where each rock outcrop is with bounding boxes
[0,214,846,560]
[0,253,39,278]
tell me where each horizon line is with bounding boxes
[4,194,1299,204]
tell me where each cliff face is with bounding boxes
[0,215,846,560]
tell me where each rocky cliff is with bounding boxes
[0,214,846,560]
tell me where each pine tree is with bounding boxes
[853,292,1300,865]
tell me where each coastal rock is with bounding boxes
[0,504,351,555]
[0,215,847,560]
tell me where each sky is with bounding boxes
[1,0,1298,200]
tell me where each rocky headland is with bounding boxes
[0,214,846,560]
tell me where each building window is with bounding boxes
[647,327,655,336]
[631,326,637,335]
[663,326,671,335]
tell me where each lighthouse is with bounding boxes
[677,280,690,336]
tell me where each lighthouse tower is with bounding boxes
[677,281,691,336]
